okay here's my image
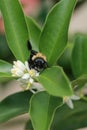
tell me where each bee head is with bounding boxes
[29,52,48,72]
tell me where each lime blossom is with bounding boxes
[11,60,39,92]
[63,95,80,109]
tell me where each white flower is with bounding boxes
[11,60,27,77]
[63,95,80,109]
[18,74,34,91]
[11,60,39,91]
[22,73,30,79]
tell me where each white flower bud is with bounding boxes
[63,95,80,109]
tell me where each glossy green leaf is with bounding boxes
[51,99,87,130]
[58,43,73,71]
[0,91,32,123]
[29,91,62,130]
[0,0,29,62]
[39,0,76,66]
[26,16,41,51]
[38,66,72,97]
[71,34,87,78]
[0,60,12,80]
[0,34,14,61]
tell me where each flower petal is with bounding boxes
[17,60,26,71]
[25,61,30,71]
[29,78,34,84]
[22,73,30,79]
[71,95,80,100]
[66,98,74,109]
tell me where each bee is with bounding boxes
[27,41,48,72]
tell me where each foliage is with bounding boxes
[0,0,87,130]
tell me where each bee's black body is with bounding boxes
[27,41,48,72]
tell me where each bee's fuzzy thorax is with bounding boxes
[32,52,47,61]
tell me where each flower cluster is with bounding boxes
[11,60,39,91]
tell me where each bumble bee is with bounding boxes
[27,41,48,72]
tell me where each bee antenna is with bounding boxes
[27,40,32,51]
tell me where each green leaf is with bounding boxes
[0,77,13,83]
[51,99,87,130]
[0,60,12,80]
[71,34,87,78]
[0,0,29,62]
[39,0,76,66]
[58,43,73,71]
[26,16,41,51]
[38,66,73,97]
[29,91,62,130]
[0,34,14,61]
[0,91,32,123]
